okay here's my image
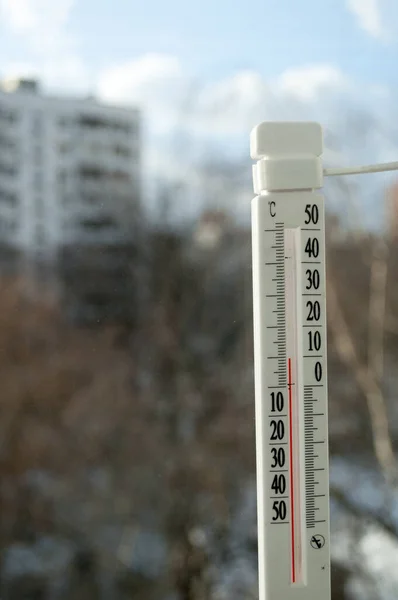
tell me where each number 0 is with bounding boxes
[315,361,322,382]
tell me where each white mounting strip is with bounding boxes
[324,161,398,177]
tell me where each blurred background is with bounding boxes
[0,0,397,598]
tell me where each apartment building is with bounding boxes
[0,78,141,320]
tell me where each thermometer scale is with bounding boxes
[251,121,398,600]
[251,122,330,600]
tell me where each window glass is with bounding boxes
[0,3,393,599]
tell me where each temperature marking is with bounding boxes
[252,186,330,600]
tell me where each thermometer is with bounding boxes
[251,122,330,600]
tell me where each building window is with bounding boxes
[81,216,116,231]
[0,190,17,206]
[78,115,132,135]
[79,115,106,129]
[0,107,18,123]
[34,145,42,165]
[79,165,103,180]
[82,193,103,205]
[34,170,43,190]
[0,134,15,151]
[58,170,68,188]
[35,196,45,218]
[89,141,101,155]
[32,112,43,136]
[58,142,69,154]
[0,190,18,206]
[35,223,46,246]
[114,144,131,158]
[113,170,130,182]
[0,163,17,176]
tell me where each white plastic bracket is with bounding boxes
[251,122,323,194]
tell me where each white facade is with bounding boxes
[0,79,140,264]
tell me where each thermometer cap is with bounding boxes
[251,121,323,193]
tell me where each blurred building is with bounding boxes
[0,78,141,321]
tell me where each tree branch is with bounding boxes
[327,278,397,485]
[330,484,398,539]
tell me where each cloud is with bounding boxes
[0,0,90,93]
[95,56,395,170]
[98,54,183,104]
[0,0,76,51]
[98,59,271,140]
[193,71,268,130]
[97,54,187,132]
[1,57,90,93]
[186,64,350,139]
[276,65,348,102]
[96,56,396,204]
[96,57,350,143]
[0,0,74,32]
[346,0,388,40]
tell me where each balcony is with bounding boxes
[80,215,118,231]
[0,134,17,151]
[79,165,104,179]
[0,106,18,124]
[78,165,132,193]
[62,212,128,244]
[79,163,130,177]
[0,188,18,207]
[78,115,134,135]
[0,162,17,177]
[77,141,136,170]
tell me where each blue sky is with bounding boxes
[0,0,397,92]
[94,0,397,85]
[0,0,398,224]
[0,0,397,154]
[63,0,396,85]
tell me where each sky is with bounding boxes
[1,0,398,223]
[1,0,398,111]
